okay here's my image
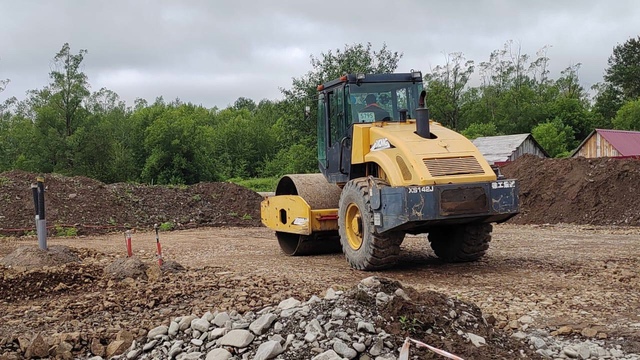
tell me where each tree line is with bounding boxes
[425,38,640,157]
[0,38,638,185]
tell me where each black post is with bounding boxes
[36,177,47,250]
[37,177,45,220]
[31,184,39,216]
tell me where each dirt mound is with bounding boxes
[0,170,264,235]
[160,259,185,273]
[0,252,322,358]
[0,245,79,269]
[501,155,640,226]
[360,277,537,359]
[0,261,102,302]
[4,156,639,235]
[104,257,149,280]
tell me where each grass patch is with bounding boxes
[159,222,174,231]
[54,224,78,237]
[399,315,424,334]
[229,177,279,192]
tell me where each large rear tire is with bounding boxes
[428,223,492,262]
[338,178,404,270]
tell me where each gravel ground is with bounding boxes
[1,223,639,358]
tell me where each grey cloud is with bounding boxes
[1,0,639,107]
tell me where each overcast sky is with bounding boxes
[1,1,639,109]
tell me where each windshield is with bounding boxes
[346,82,424,123]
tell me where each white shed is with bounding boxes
[472,133,549,165]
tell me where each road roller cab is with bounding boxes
[261,72,519,270]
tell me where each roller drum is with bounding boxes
[275,174,343,256]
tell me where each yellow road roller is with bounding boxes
[261,72,519,270]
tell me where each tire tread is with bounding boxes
[428,223,492,262]
[338,178,403,270]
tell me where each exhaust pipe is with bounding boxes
[416,90,430,139]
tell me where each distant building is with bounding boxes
[572,129,640,158]
[472,133,549,165]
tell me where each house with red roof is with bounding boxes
[572,129,640,158]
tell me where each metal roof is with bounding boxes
[321,73,422,89]
[595,129,640,156]
[472,133,543,163]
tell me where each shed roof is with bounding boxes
[596,129,640,156]
[571,129,640,157]
[472,133,545,163]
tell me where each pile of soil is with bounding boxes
[365,278,538,359]
[0,249,322,359]
[501,155,640,226]
[2,156,638,235]
[0,170,264,235]
[0,248,101,302]
[0,245,79,269]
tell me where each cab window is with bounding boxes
[327,87,345,145]
[317,93,327,165]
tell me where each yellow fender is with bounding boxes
[261,195,338,234]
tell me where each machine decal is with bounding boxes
[370,138,391,151]
[292,217,308,226]
[373,212,382,226]
[358,112,375,122]
[408,186,434,193]
[491,180,516,189]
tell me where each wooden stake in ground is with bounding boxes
[125,230,133,257]
[154,224,163,266]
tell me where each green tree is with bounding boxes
[48,43,90,137]
[591,83,621,128]
[141,104,217,184]
[594,36,640,126]
[17,43,92,173]
[0,111,45,172]
[612,98,640,131]
[425,52,474,130]
[261,143,317,177]
[72,88,135,182]
[286,43,402,100]
[128,97,170,177]
[461,122,499,139]
[531,118,574,157]
[210,107,277,179]
[604,36,640,101]
[233,97,257,112]
[279,43,402,173]
[469,42,553,134]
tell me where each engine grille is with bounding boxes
[423,156,484,177]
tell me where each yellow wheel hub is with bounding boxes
[345,203,363,250]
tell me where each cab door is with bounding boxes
[320,85,351,184]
